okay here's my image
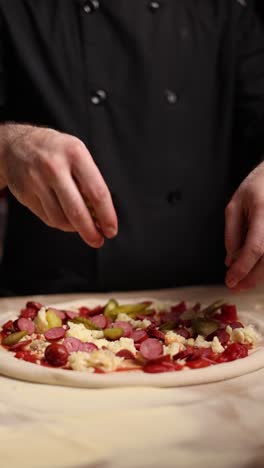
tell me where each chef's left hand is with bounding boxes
[225,161,264,291]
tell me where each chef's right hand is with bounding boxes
[0,124,118,247]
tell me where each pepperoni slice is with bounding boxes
[63,337,82,353]
[228,321,244,330]
[174,327,190,339]
[116,349,135,359]
[20,307,38,320]
[64,310,79,320]
[79,342,98,352]
[17,318,35,335]
[10,340,32,351]
[206,329,230,345]
[143,363,174,373]
[146,326,165,341]
[139,338,163,360]
[44,327,66,342]
[90,314,108,329]
[186,358,212,369]
[45,344,69,367]
[26,301,43,311]
[131,329,148,343]
[113,321,133,337]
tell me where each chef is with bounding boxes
[0,0,263,296]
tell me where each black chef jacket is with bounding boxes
[0,0,264,296]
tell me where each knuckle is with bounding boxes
[66,138,85,161]
[90,185,108,205]
[250,242,264,260]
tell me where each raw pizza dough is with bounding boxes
[0,297,263,388]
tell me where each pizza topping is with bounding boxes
[68,349,123,372]
[46,309,63,329]
[0,297,260,374]
[228,325,260,346]
[103,327,124,341]
[70,316,102,331]
[89,314,108,329]
[2,330,28,346]
[17,318,35,335]
[66,322,105,343]
[113,321,133,337]
[34,307,49,333]
[116,312,151,329]
[217,343,248,362]
[44,327,66,342]
[192,318,219,337]
[44,343,69,367]
[163,342,183,357]
[26,301,43,312]
[20,307,38,320]
[139,338,163,360]
[164,331,186,345]
[131,329,148,343]
[103,298,119,319]
[63,336,83,353]
[116,349,135,359]
[79,342,98,353]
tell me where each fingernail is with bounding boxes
[226,277,237,288]
[90,238,104,248]
[106,226,118,239]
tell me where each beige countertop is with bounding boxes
[1,285,264,468]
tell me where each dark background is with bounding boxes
[255,0,264,22]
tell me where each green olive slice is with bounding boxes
[3,331,27,346]
[70,316,101,330]
[192,318,219,337]
[103,327,124,340]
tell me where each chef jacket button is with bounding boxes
[83,0,100,14]
[167,190,182,205]
[165,89,178,105]
[90,89,107,105]
[148,1,161,12]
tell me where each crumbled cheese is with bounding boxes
[211,336,224,354]
[30,339,49,353]
[226,325,233,336]
[68,350,123,373]
[164,331,186,345]
[186,338,195,346]
[66,322,104,342]
[163,342,184,357]
[194,335,211,349]
[230,325,260,346]
[176,359,186,367]
[106,337,136,355]
[66,322,136,354]
[116,313,151,329]
[34,307,49,333]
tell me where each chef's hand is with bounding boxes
[0,124,118,247]
[225,161,264,291]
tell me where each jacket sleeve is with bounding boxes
[234,1,264,162]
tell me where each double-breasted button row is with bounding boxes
[83,0,100,14]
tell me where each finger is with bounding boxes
[35,184,75,232]
[232,255,264,291]
[53,173,104,248]
[71,151,118,239]
[224,199,244,267]
[225,210,264,288]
